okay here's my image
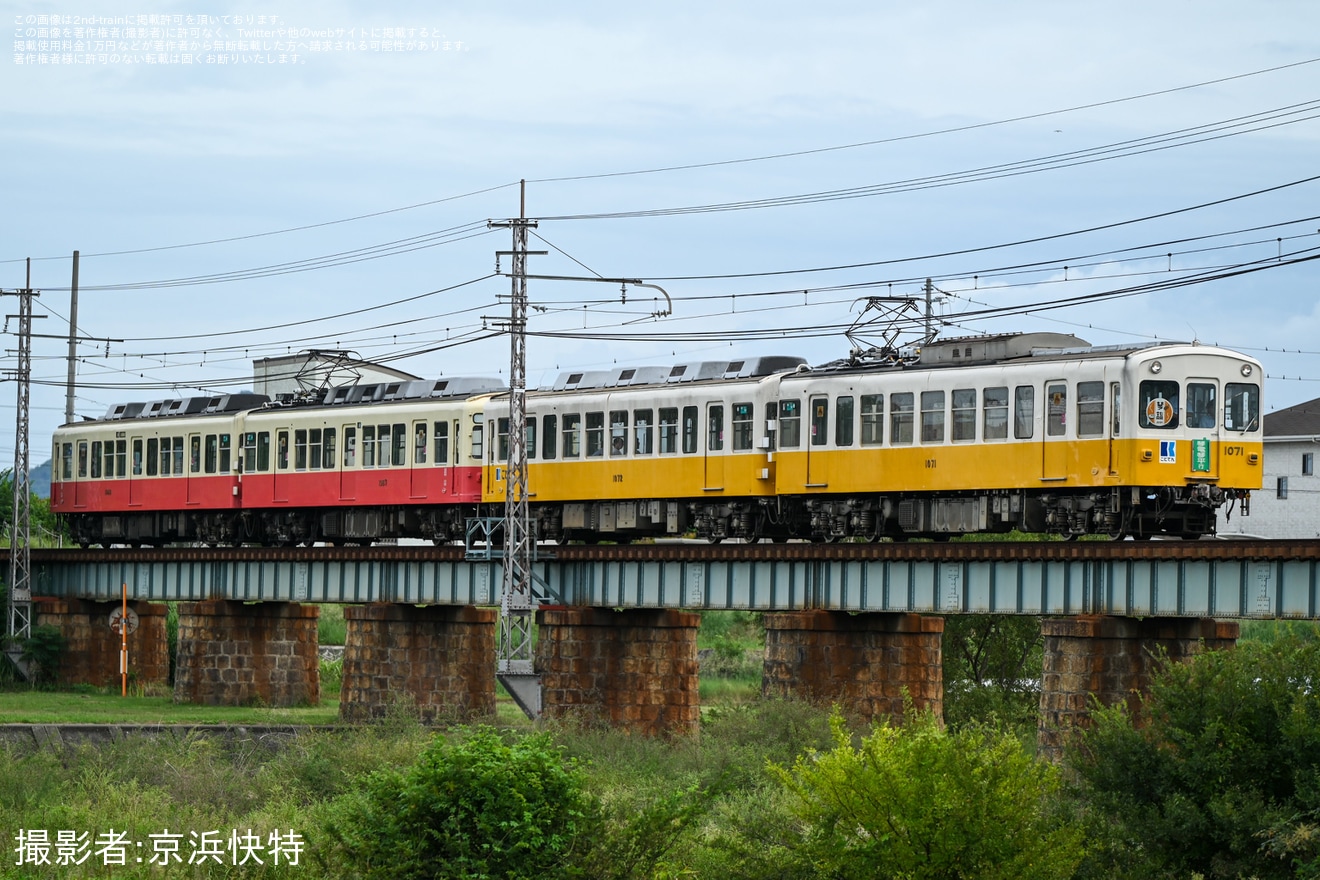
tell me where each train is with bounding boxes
[49,332,1263,546]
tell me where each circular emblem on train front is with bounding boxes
[1146,396,1174,427]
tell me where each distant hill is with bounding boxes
[30,459,51,498]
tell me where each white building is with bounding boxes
[1219,397,1320,539]
[251,350,420,400]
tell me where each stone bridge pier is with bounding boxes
[761,611,945,723]
[32,597,169,687]
[1037,615,1240,761]
[173,600,320,707]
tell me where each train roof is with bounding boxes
[547,356,807,392]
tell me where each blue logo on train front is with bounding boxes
[1159,440,1176,464]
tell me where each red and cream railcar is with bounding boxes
[51,377,504,546]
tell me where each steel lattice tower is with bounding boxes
[6,276,35,651]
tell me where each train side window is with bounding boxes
[362,426,376,467]
[610,411,628,456]
[1224,383,1259,432]
[104,442,116,479]
[205,436,217,474]
[115,439,127,477]
[541,415,556,460]
[190,436,202,473]
[1186,383,1217,429]
[983,387,1008,440]
[376,425,391,467]
[91,441,102,478]
[62,442,74,480]
[219,434,231,472]
[952,389,976,442]
[392,423,407,466]
[836,396,854,447]
[525,418,537,459]
[132,439,143,476]
[430,422,445,465]
[779,400,801,448]
[497,418,510,462]
[732,403,754,451]
[562,414,581,458]
[1139,380,1180,430]
[172,437,184,475]
[586,412,605,457]
[1014,386,1035,439]
[309,429,323,470]
[708,405,725,451]
[1111,384,1121,436]
[890,393,914,445]
[634,409,653,455]
[765,402,777,451]
[159,438,171,476]
[810,398,828,447]
[324,428,336,469]
[146,438,158,476]
[920,391,945,443]
[258,432,271,471]
[1077,381,1105,437]
[1046,383,1067,437]
[658,408,678,454]
[861,394,883,445]
[294,430,308,470]
[411,423,426,464]
[276,432,289,470]
[242,433,257,473]
[682,406,699,454]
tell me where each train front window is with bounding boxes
[1186,383,1217,430]
[1225,382,1260,432]
[1139,380,1180,430]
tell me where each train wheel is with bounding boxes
[706,535,723,545]
[744,534,760,544]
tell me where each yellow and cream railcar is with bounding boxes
[773,334,1262,539]
[482,357,807,542]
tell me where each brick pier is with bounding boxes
[1037,615,1239,762]
[339,604,497,721]
[536,607,701,736]
[32,597,169,687]
[173,600,320,707]
[762,611,944,723]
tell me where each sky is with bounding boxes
[3,0,1319,465]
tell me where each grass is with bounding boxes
[0,687,341,725]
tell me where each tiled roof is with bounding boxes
[1265,397,1320,438]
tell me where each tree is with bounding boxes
[942,614,1043,732]
[0,467,67,546]
[319,727,600,879]
[772,711,1083,880]
[1069,636,1320,880]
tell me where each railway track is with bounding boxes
[12,538,1320,566]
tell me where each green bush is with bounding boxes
[319,727,599,879]
[769,710,1082,880]
[1069,636,1320,880]
[21,624,66,686]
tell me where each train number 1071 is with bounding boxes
[1224,445,1246,456]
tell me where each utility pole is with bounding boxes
[5,260,39,668]
[488,181,545,716]
[64,250,79,425]
[924,278,934,345]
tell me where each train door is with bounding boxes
[410,420,427,499]
[704,402,724,490]
[128,437,144,506]
[1185,379,1220,479]
[186,434,203,504]
[73,440,90,509]
[1042,381,1068,481]
[340,425,357,501]
[1108,381,1121,476]
[806,395,829,488]
[273,430,290,502]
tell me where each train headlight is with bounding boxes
[1241,364,1253,377]
[1150,361,1162,374]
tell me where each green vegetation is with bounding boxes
[0,467,68,547]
